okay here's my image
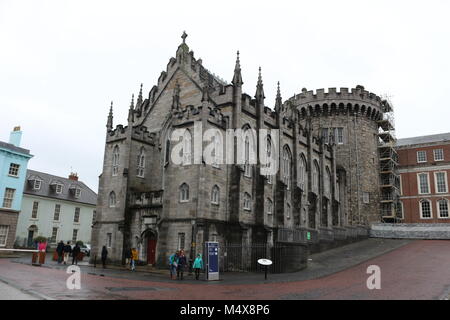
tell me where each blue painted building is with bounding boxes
[0,127,33,248]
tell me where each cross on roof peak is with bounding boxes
[181,31,188,43]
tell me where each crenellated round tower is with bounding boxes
[289,85,393,225]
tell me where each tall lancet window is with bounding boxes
[183,130,192,165]
[112,145,120,176]
[137,147,145,178]
[282,146,292,190]
[212,131,222,168]
[325,167,332,196]
[298,154,307,190]
[266,136,273,184]
[313,161,320,193]
[244,135,251,177]
[165,139,171,166]
[109,191,116,208]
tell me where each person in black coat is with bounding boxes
[63,241,72,265]
[177,250,187,280]
[72,243,81,265]
[101,246,108,269]
[56,241,64,264]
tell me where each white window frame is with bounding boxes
[434,171,448,194]
[72,229,78,242]
[419,199,432,219]
[51,227,58,243]
[74,207,80,223]
[437,199,449,219]
[55,184,63,194]
[321,128,329,144]
[417,151,427,163]
[0,225,9,247]
[417,173,430,194]
[434,149,444,161]
[8,163,20,177]
[2,188,15,208]
[177,233,185,250]
[75,188,81,199]
[53,204,61,221]
[31,201,39,219]
[336,127,344,144]
[33,180,42,190]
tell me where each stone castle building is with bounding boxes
[91,33,397,267]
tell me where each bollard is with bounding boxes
[94,254,97,268]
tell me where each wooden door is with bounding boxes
[147,237,157,265]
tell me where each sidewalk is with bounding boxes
[11,238,412,285]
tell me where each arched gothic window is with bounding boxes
[183,130,192,165]
[313,161,320,193]
[137,147,145,177]
[112,145,120,176]
[243,192,252,211]
[298,154,307,190]
[180,183,190,202]
[282,146,292,189]
[109,191,116,208]
[211,185,220,204]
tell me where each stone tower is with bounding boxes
[290,86,390,224]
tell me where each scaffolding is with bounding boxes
[378,97,402,222]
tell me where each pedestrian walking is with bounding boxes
[193,253,203,280]
[63,241,72,265]
[101,246,108,268]
[131,248,138,271]
[56,241,64,264]
[125,248,131,269]
[169,251,179,279]
[177,250,187,280]
[72,243,81,265]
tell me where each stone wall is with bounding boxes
[370,223,450,239]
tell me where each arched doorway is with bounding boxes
[27,225,38,247]
[145,230,157,265]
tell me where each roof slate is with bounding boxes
[396,132,450,147]
[23,169,97,206]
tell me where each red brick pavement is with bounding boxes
[1,240,449,300]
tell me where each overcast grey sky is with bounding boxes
[1,0,449,192]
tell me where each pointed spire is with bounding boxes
[136,83,143,107]
[106,101,113,130]
[232,50,243,86]
[255,66,265,100]
[275,81,282,112]
[128,94,134,123]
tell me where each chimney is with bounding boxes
[9,126,22,147]
[69,172,79,181]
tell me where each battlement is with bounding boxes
[107,124,129,142]
[132,126,157,145]
[291,85,384,108]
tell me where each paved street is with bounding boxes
[0,280,38,300]
[0,239,449,300]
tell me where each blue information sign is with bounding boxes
[205,241,219,281]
